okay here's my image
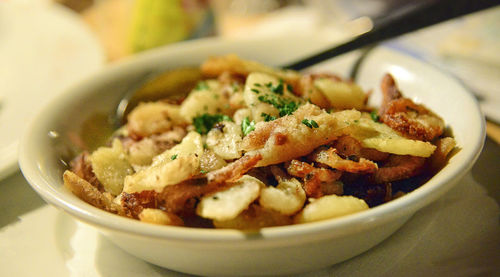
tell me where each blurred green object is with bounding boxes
[130,0,191,52]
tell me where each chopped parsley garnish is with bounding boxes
[231,82,240,93]
[265,80,284,95]
[286,84,294,93]
[257,94,299,117]
[302,119,319,128]
[193,113,232,134]
[200,169,208,174]
[194,81,209,91]
[251,88,260,94]
[254,83,262,87]
[241,117,255,136]
[171,154,178,160]
[370,110,380,122]
[261,113,276,122]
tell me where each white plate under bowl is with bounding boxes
[19,37,485,276]
[0,1,103,180]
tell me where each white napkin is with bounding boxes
[1,173,498,277]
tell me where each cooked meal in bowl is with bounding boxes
[63,54,456,229]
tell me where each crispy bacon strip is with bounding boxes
[63,170,125,215]
[310,147,378,174]
[69,151,103,190]
[286,160,342,198]
[372,154,425,184]
[379,74,444,141]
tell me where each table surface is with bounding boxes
[1,2,499,276]
[1,138,499,277]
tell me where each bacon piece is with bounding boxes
[379,74,444,141]
[286,160,342,198]
[372,155,425,184]
[310,147,378,174]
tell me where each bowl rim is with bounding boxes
[18,37,486,242]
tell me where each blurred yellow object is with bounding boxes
[129,0,191,53]
[82,0,210,61]
[82,0,135,61]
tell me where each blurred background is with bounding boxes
[1,0,499,276]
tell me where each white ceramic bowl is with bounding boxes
[19,37,485,276]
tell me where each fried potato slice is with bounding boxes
[243,72,302,122]
[201,54,300,82]
[348,114,436,157]
[123,132,203,193]
[179,80,231,122]
[63,170,124,214]
[127,137,158,167]
[313,78,367,110]
[200,149,227,173]
[127,102,186,137]
[259,178,306,215]
[294,195,369,224]
[138,208,184,226]
[206,121,243,160]
[213,204,292,229]
[152,131,203,165]
[196,175,263,221]
[242,103,361,166]
[90,139,134,195]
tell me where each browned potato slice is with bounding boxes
[196,175,263,221]
[213,204,292,229]
[138,208,184,226]
[90,139,134,195]
[294,195,368,224]
[259,178,306,215]
[63,170,123,215]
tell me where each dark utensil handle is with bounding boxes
[284,0,500,70]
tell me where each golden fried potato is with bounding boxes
[206,121,243,160]
[90,139,134,195]
[196,175,263,221]
[179,80,231,122]
[127,102,185,137]
[349,114,436,157]
[259,178,306,215]
[242,104,361,166]
[294,195,368,224]
[138,208,184,226]
[213,204,292,229]
[123,132,203,193]
[313,78,367,110]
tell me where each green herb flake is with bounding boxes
[192,113,232,134]
[302,119,319,129]
[261,113,276,122]
[241,117,256,136]
[171,154,178,160]
[370,110,380,122]
[200,169,208,174]
[231,83,240,93]
[254,83,262,87]
[257,94,299,117]
[195,81,209,91]
[251,88,260,94]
